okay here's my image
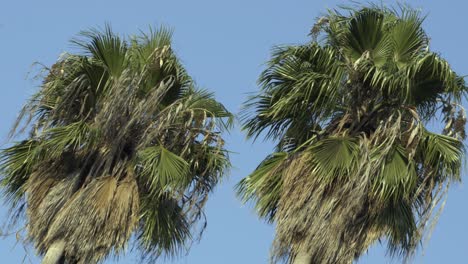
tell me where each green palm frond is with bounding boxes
[243,44,344,141]
[38,121,98,158]
[72,25,128,77]
[377,198,416,257]
[418,129,464,181]
[138,193,190,260]
[307,136,360,182]
[341,8,387,62]
[372,145,417,202]
[138,146,190,192]
[0,140,41,205]
[237,152,288,222]
[390,9,427,66]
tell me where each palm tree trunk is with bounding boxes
[292,250,312,264]
[41,240,66,264]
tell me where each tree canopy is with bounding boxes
[0,26,232,263]
[238,4,466,264]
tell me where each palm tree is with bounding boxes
[0,26,232,264]
[238,5,466,264]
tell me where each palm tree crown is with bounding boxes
[238,5,466,264]
[1,26,232,263]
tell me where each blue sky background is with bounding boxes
[0,0,467,263]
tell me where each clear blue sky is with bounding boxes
[0,1,467,263]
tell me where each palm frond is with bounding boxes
[137,146,190,193]
[237,152,288,222]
